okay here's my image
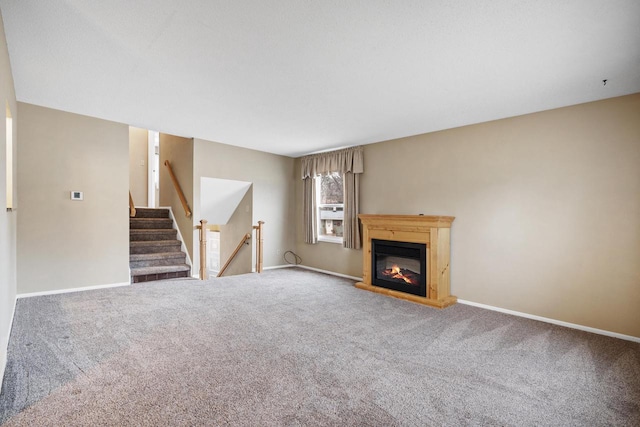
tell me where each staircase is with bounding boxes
[129,208,191,283]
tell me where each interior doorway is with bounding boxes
[148,130,159,208]
[129,128,160,209]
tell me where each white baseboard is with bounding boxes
[0,295,17,395]
[296,264,362,282]
[263,264,295,271]
[457,299,640,343]
[17,281,130,299]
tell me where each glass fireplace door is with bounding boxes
[371,239,427,297]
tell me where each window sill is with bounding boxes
[318,235,343,244]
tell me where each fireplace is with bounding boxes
[355,214,456,308]
[372,239,426,297]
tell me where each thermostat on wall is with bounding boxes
[70,191,83,201]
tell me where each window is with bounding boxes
[301,145,363,248]
[316,172,344,243]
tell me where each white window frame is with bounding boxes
[315,174,344,244]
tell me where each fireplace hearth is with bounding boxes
[355,214,456,308]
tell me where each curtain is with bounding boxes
[301,146,364,249]
[302,176,317,244]
[300,146,364,178]
[342,171,361,249]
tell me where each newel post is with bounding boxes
[256,221,264,273]
[199,219,207,280]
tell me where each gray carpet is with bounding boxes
[1,268,639,426]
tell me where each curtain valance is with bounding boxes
[300,146,364,179]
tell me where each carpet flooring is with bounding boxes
[1,268,639,426]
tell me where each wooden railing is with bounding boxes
[164,160,192,218]
[217,233,251,277]
[129,191,136,217]
[199,219,208,280]
[197,220,265,279]
[253,221,264,273]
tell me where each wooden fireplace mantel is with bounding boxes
[355,214,457,308]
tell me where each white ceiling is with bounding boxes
[1,1,639,157]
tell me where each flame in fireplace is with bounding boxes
[383,264,418,285]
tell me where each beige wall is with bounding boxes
[293,195,362,276]
[17,103,130,293]
[296,94,640,338]
[159,133,194,259]
[192,138,296,271]
[129,127,148,207]
[0,10,18,392]
[219,187,253,276]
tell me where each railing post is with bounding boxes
[199,219,207,280]
[256,221,264,273]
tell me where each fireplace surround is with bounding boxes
[355,214,456,308]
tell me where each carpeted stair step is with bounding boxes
[128,208,190,283]
[130,264,191,283]
[130,252,187,268]
[130,229,178,241]
[130,218,173,230]
[133,208,170,218]
[130,240,182,254]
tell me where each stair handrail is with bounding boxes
[164,160,192,218]
[217,233,251,277]
[129,191,136,217]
